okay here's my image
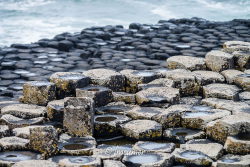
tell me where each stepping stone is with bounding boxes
[235,73,250,91]
[0,125,10,137]
[223,41,250,53]
[173,148,213,167]
[122,153,173,167]
[135,87,180,106]
[120,69,160,93]
[22,81,56,106]
[76,85,113,107]
[217,154,250,167]
[29,126,58,158]
[0,114,44,129]
[167,56,206,71]
[181,108,231,130]
[180,139,223,160]
[94,114,131,137]
[12,125,46,139]
[120,120,162,140]
[224,133,250,155]
[205,50,234,72]
[203,83,241,101]
[138,78,175,91]
[104,160,126,167]
[201,98,250,115]
[206,113,250,143]
[164,69,200,96]
[163,128,206,144]
[50,72,90,98]
[0,137,29,151]
[192,70,225,86]
[153,104,192,128]
[95,102,133,115]
[58,136,96,156]
[112,92,136,104]
[83,69,126,91]
[12,160,58,167]
[133,141,175,153]
[0,151,40,167]
[126,106,164,120]
[1,104,46,119]
[64,97,94,137]
[221,69,244,84]
[46,99,64,122]
[50,155,101,167]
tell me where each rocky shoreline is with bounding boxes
[0,18,250,101]
[0,18,249,167]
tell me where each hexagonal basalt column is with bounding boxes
[167,56,206,71]
[206,113,250,143]
[113,92,136,104]
[203,83,241,101]
[120,120,162,140]
[192,71,225,86]
[76,85,113,107]
[46,99,64,123]
[64,97,94,137]
[94,114,131,137]
[205,50,234,72]
[217,154,250,167]
[164,69,200,96]
[83,69,126,92]
[126,106,164,120]
[223,41,250,53]
[12,160,58,167]
[50,72,90,98]
[221,69,244,84]
[22,81,56,106]
[224,133,250,155]
[233,51,250,71]
[29,126,58,158]
[120,69,160,93]
[235,73,250,91]
[135,87,180,106]
[133,141,175,153]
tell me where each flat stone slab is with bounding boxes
[126,106,164,120]
[192,70,225,86]
[201,98,250,115]
[120,120,162,140]
[0,137,29,151]
[221,69,244,84]
[0,114,44,129]
[205,50,234,72]
[83,69,126,91]
[1,104,46,119]
[206,113,250,143]
[203,83,241,101]
[167,56,206,71]
[135,87,180,105]
[180,139,223,160]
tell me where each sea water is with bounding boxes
[0,0,249,47]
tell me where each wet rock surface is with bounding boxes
[0,19,249,166]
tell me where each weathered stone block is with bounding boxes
[64,97,94,136]
[46,99,64,122]
[167,56,206,71]
[76,85,113,107]
[83,69,126,91]
[205,50,234,72]
[29,126,58,158]
[50,72,90,98]
[221,69,244,84]
[22,81,56,106]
